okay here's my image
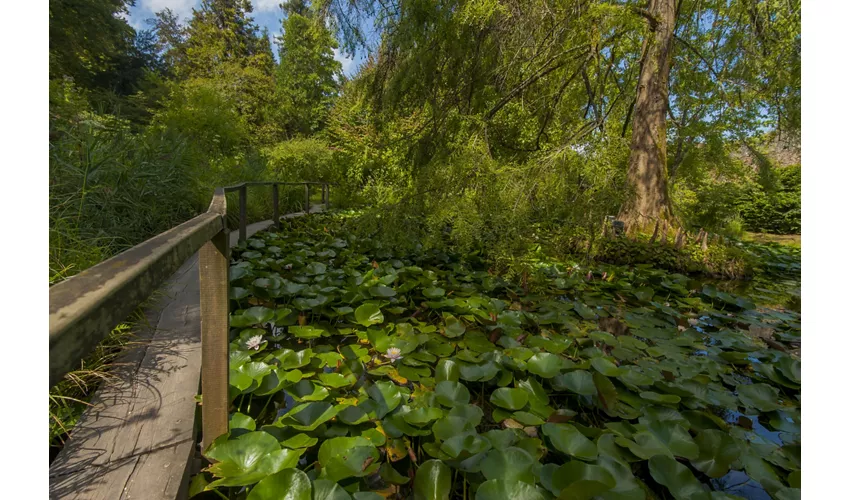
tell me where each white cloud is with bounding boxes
[139,0,198,20]
[253,0,281,13]
[333,48,357,77]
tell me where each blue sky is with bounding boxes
[125,0,370,76]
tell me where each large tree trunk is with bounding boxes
[618,0,678,233]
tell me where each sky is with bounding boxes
[125,0,370,77]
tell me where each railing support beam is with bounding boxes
[272,183,280,230]
[199,227,229,451]
[305,183,311,214]
[238,185,247,244]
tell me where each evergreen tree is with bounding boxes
[277,0,343,136]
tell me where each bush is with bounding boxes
[736,164,801,234]
[595,235,755,278]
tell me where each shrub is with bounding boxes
[736,164,801,234]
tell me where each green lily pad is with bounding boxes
[205,431,303,487]
[231,306,275,327]
[246,468,311,500]
[424,287,446,298]
[517,378,550,405]
[591,357,622,377]
[355,303,384,327]
[553,370,596,395]
[648,455,711,500]
[278,402,338,431]
[552,461,616,500]
[527,353,564,378]
[290,325,325,339]
[690,430,741,478]
[312,479,353,500]
[444,315,466,338]
[229,412,256,431]
[367,381,405,418]
[380,461,411,485]
[317,437,380,482]
[737,383,783,412]
[403,406,444,426]
[542,423,597,460]
[490,387,529,410]
[476,479,547,500]
[435,380,471,406]
[370,285,397,297]
[480,447,536,483]
[413,459,451,500]
[640,391,681,405]
[441,432,492,459]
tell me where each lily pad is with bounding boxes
[476,479,547,500]
[690,430,741,478]
[490,387,529,410]
[435,380,471,406]
[542,423,597,460]
[318,437,380,482]
[355,303,384,327]
[648,455,711,500]
[552,461,616,500]
[413,460,451,500]
[246,468,311,500]
[205,432,303,487]
[527,353,564,378]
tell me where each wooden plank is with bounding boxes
[49,254,202,500]
[238,185,247,244]
[50,211,223,388]
[272,183,280,230]
[49,220,273,500]
[200,228,230,451]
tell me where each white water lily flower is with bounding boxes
[245,334,264,350]
[385,347,403,361]
[687,318,699,326]
[677,325,687,332]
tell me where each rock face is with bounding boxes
[734,132,801,170]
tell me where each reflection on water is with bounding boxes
[712,470,772,500]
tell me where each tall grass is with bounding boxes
[48,91,199,450]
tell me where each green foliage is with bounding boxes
[277,2,343,136]
[737,165,801,234]
[49,85,196,283]
[197,214,800,500]
[595,236,755,279]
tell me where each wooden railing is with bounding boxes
[49,180,334,449]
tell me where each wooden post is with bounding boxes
[199,228,230,451]
[325,184,331,210]
[272,183,280,230]
[238,184,247,244]
[304,184,310,214]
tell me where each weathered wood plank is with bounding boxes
[200,228,230,451]
[49,212,224,388]
[49,220,273,500]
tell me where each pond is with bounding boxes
[191,214,801,500]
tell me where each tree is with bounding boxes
[184,0,269,78]
[49,0,135,87]
[617,0,678,231]
[277,0,343,136]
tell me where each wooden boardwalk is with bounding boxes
[49,208,323,499]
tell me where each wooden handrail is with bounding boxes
[49,190,226,388]
[49,182,332,388]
